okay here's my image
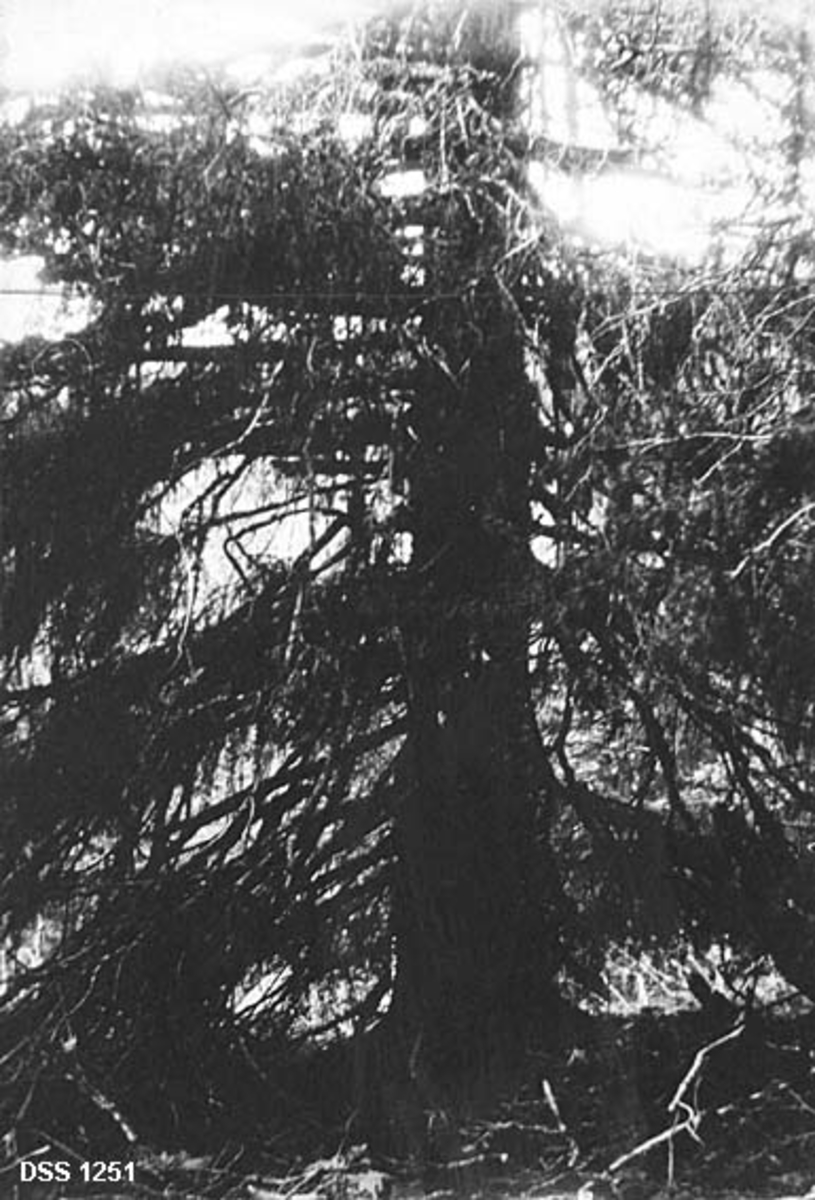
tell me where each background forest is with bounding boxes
[1,1,815,1196]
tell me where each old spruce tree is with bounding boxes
[0,3,575,1151]
[3,0,815,1159]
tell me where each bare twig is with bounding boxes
[728,501,815,580]
[668,1023,744,1116]
[608,1023,745,1176]
[608,1117,693,1175]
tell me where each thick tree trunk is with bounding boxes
[355,6,566,1150]
[363,289,564,1153]
[392,665,562,1082]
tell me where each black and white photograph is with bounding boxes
[1,1,815,1196]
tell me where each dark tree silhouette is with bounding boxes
[0,6,575,1154]
[1,0,815,1163]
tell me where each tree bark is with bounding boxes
[366,288,564,1151]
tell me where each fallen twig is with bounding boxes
[667,1023,744,1118]
[607,1114,695,1174]
[607,1023,745,1178]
